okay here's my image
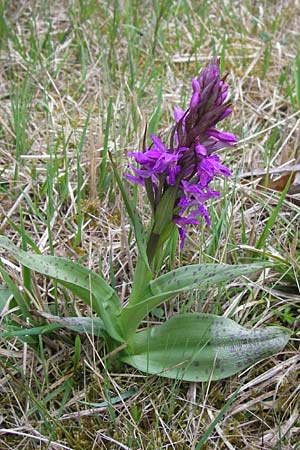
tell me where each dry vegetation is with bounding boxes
[0,0,299,449]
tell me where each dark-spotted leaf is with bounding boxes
[120,262,271,338]
[121,313,290,381]
[148,263,272,297]
[0,236,123,342]
[32,311,105,337]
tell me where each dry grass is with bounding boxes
[0,0,299,449]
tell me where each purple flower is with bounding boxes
[126,134,181,188]
[126,58,237,253]
[196,153,232,186]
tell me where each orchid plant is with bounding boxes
[0,59,289,382]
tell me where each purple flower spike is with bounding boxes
[126,57,237,253]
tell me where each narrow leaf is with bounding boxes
[98,97,113,193]
[108,152,151,272]
[153,184,178,235]
[73,110,91,248]
[122,313,290,382]
[0,324,62,338]
[195,386,241,449]
[73,335,81,371]
[0,265,30,318]
[0,284,11,313]
[0,236,123,342]
[79,387,138,407]
[256,175,292,250]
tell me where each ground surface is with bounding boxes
[0,1,299,449]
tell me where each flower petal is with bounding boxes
[150,134,167,152]
[206,129,237,144]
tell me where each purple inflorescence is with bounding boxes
[126,58,237,248]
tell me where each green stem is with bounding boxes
[122,184,179,339]
[120,235,159,341]
[146,230,160,266]
[127,254,153,307]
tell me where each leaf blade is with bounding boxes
[256,175,292,250]
[0,236,123,342]
[31,311,106,337]
[120,262,272,337]
[108,152,151,272]
[122,313,290,382]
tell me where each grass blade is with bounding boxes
[256,175,292,250]
[98,97,113,195]
[109,152,151,271]
[195,386,241,449]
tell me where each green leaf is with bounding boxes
[0,323,62,338]
[0,236,123,342]
[98,97,113,194]
[73,110,91,248]
[195,385,241,449]
[73,335,81,371]
[256,175,292,250]
[0,284,12,313]
[108,152,151,272]
[121,313,290,382]
[149,262,271,297]
[0,265,30,318]
[120,262,271,338]
[32,311,106,337]
[79,387,138,407]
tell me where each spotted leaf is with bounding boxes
[120,262,272,338]
[0,236,123,342]
[122,313,290,381]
